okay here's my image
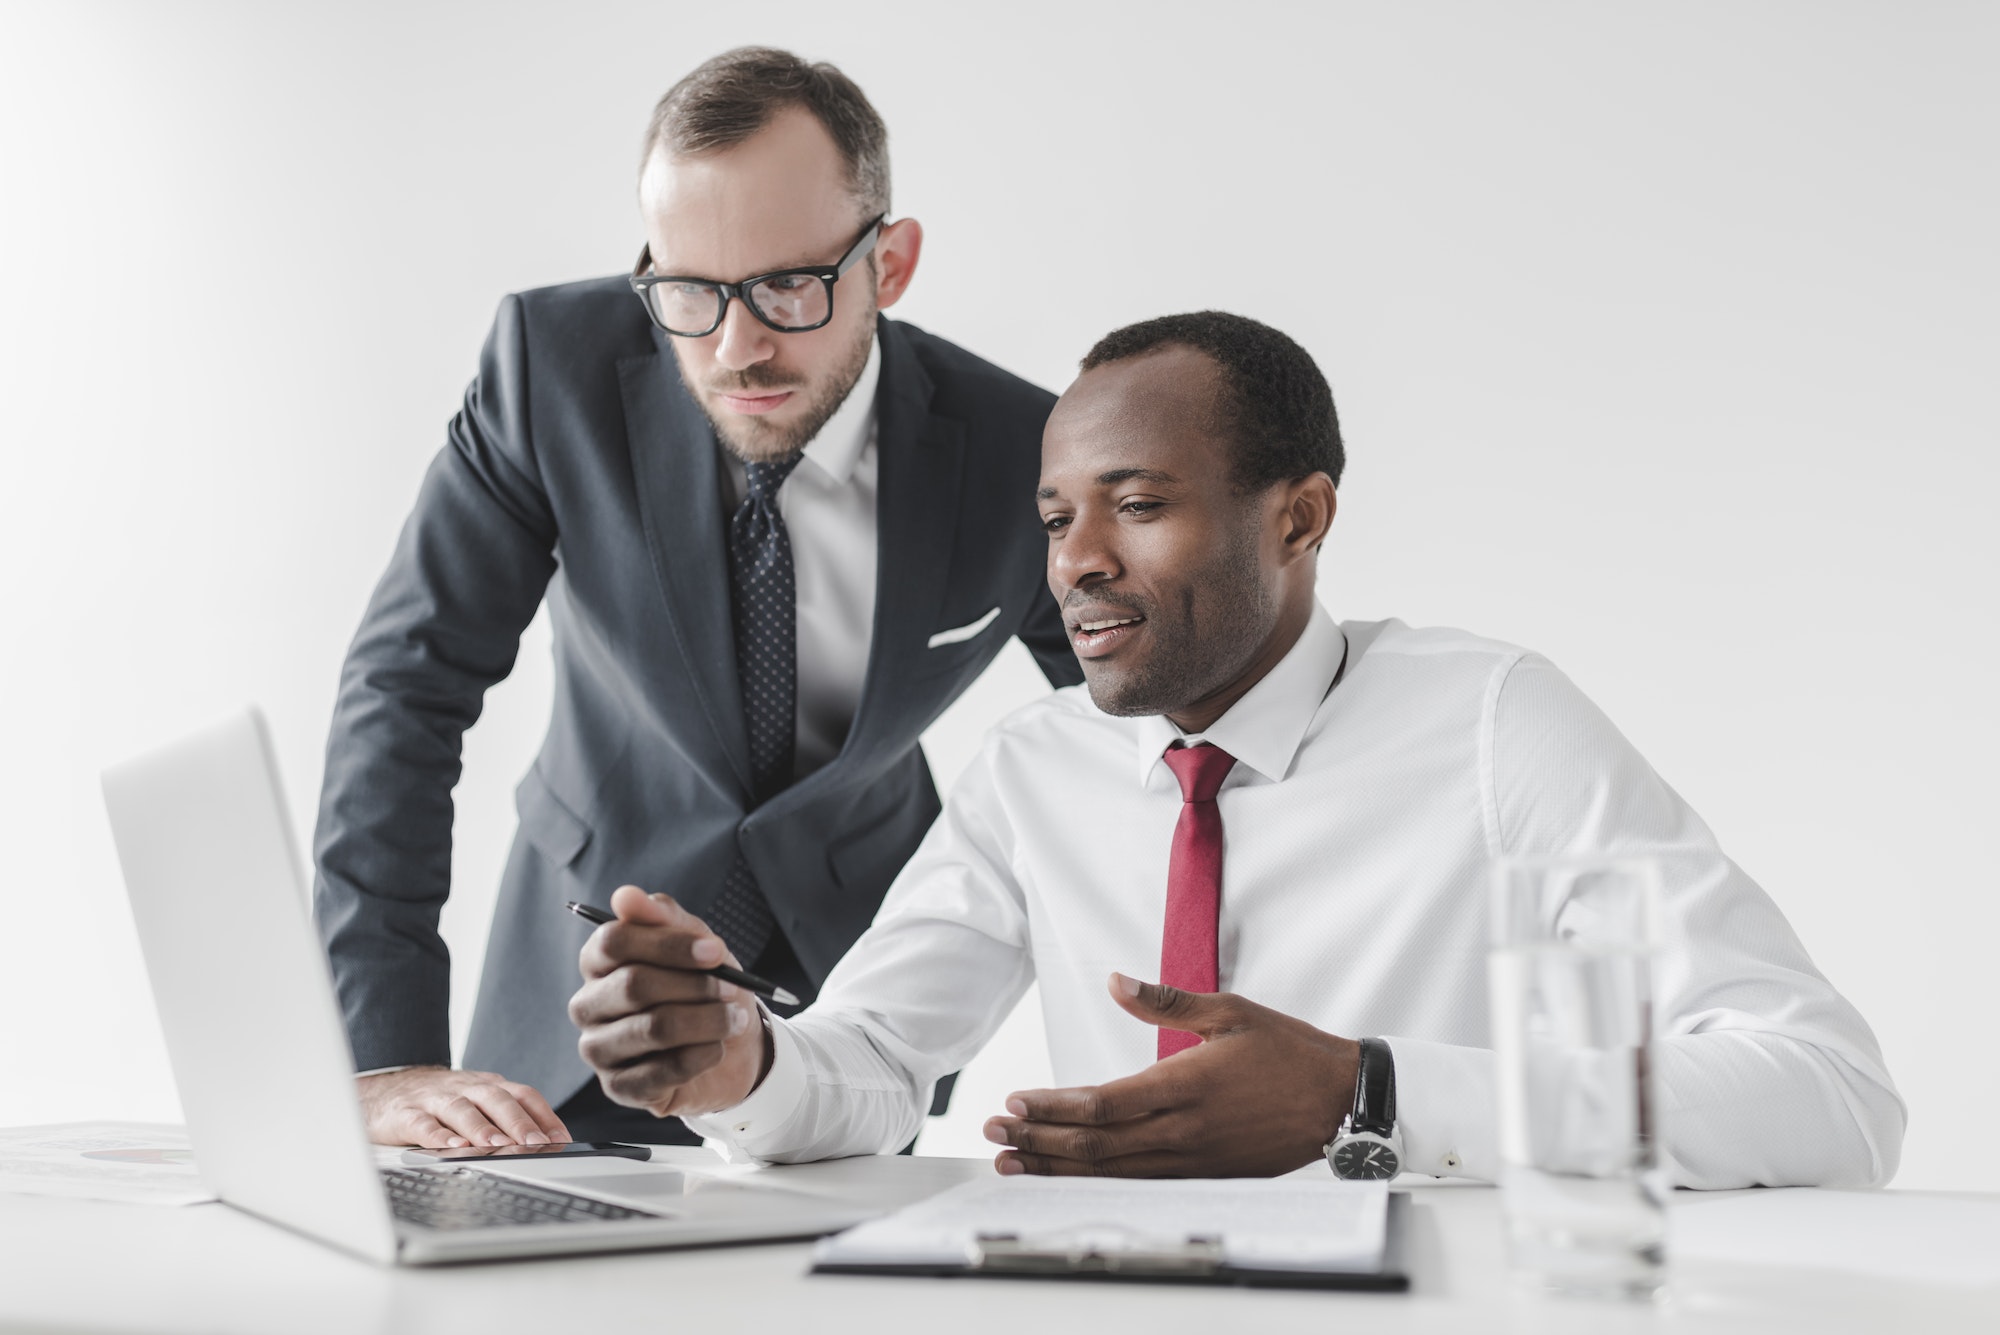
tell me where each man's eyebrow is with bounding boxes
[651,230,848,279]
[656,253,823,280]
[1036,468,1181,502]
[1097,467,1180,488]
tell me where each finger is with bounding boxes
[995,1148,1185,1178]
[431,1094,512,1147]
[461,1084,556,1146]
[601,1043,727,1109]
[609,883,673,924]
[984,1111,1182,1163]
[570,965,725,1027]
[1004,1069,1176,1125]
[502,1082,572,1143]
[632,889,737,965]
[578,1000,748,1072]
[391,1110,468,1150]
[580,918,728,980]
[1106,972,1239,1037]
[607,886,729,962]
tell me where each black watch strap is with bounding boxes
[1351,1037,1397,1136]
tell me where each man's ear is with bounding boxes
[1280,473,1337,558]
[873,217,924,310]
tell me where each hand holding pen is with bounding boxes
[566,885,786,1119]
[564,900,799,1005]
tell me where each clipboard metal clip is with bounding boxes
[971,1226,1226,1277]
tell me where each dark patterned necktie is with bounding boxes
[708,451,805,966]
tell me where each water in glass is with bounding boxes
[1489,860,1667,1299]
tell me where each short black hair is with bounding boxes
[1079,311,1343,491]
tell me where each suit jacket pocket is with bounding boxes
[515,766,593,869]
[914,609,1007,683]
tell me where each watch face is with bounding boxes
[1331,1137,1400,1180]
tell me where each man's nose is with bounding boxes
[1049,510,1120,593]
[711,298,775,372]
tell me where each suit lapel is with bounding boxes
[618,342,754,797]
[849,322,964,755]
[760,320,965,819]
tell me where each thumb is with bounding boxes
[1108,972,1228,1036]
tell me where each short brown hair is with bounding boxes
[642,47,890,216]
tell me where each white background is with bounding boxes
[1,2,1993,1186]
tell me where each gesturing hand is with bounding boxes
[567,884,770,1119]
[983,973,1360,1178]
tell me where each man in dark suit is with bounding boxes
[313,48,1079,1149]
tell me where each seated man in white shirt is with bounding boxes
[565,311,1905,1187]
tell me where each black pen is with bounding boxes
[563,900,800,1006]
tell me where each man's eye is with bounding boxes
[764,274,815,293]
[1120,500,1163,516]
[1041,514,1071,533]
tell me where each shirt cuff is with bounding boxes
[1380,1036,1498,1181]
[681,1013,810,1161]
[355,1065,419,1078]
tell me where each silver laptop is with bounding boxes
[100,706,873,1265]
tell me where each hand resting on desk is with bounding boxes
[983,974,1361,1178]
[357,1067,570,1149]
[568,884,770,1118]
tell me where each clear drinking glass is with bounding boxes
[1488,856,1667,1299]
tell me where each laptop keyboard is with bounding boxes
[381,1166,661,1231]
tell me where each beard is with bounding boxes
[680,303,878,463]
[1077,512,1276,719]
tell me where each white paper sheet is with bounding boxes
[0,1122,212,1206]
[814,1176,1389,1273]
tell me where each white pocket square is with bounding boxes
[926,606,1001,648]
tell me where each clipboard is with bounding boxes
[811,1182,1411,1292]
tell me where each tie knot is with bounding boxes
[744,452,804,504]
[1163,741,1236,803]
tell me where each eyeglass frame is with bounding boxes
[628,214,886,337]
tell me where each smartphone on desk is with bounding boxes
[401,1141,652,1165]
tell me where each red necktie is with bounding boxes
[1158,742,1238,1059]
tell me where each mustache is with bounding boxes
[1062,590,1152,618]
[705,366,804,394]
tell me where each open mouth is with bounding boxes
[1070,613,1146,658]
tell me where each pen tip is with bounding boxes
[774,988,800,1007]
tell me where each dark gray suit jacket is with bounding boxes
[312,278,1080,1106]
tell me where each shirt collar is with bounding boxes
[796,331,881,486]
[1131,600,1348,788]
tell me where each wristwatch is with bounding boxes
[1325,1037,1401,1180]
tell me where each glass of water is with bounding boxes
[1489,856,1667,1299]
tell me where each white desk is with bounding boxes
[2,1156,1996,1334]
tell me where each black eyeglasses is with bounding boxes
[629,215,885,338]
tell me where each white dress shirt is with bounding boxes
[688,603,1905,1189]
[718,334,880,779]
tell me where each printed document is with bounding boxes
[0,1122,211,1206]
[815,1175,1388,1272]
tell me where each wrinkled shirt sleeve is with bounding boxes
[685,736,1037,1161]
[1390,653,1905,1189]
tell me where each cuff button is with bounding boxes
[1441,1152,1462,1170]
